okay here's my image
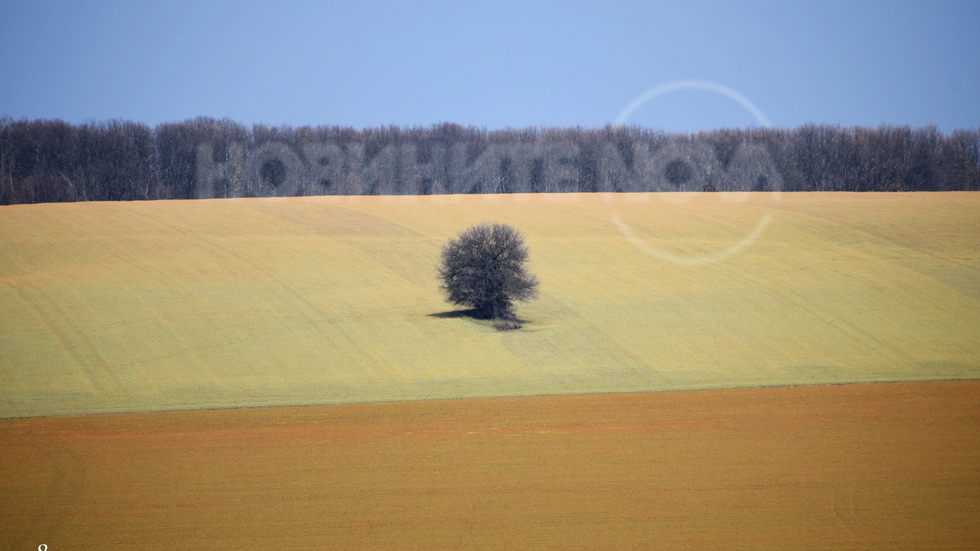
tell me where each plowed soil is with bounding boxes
[3,380,978,550]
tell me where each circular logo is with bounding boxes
[614,80,772,127]
[611,80,781,265]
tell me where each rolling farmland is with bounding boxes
[1,192,978,548]
[1,192,978,418]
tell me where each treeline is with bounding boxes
[1,117,978,205]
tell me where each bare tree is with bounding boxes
[4,119,980,204]
[438,223,539,330]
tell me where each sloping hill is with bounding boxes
[2,192,978,417]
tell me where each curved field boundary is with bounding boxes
[1,192,978,418]
[2,381,978,549]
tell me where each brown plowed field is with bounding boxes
[3,380,978,550]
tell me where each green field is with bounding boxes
[2,192,978,418]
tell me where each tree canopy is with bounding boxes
[438,223,539,330]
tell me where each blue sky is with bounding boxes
[1,0,978,133]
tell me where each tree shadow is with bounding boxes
[427,309,488,320]
[427,309,530,331]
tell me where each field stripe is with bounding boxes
[1,381,977,550]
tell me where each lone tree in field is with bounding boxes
[438,223,539,330]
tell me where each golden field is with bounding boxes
[2,381,978,550]
[1,193,978,549]
[1,192,978,418]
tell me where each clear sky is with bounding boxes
[1,0,978,133]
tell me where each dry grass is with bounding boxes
[1,192,978,417]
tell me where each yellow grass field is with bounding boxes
[2,380,978,550]
[2,193,978,549]
[2,192,978,418]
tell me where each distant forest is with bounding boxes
[1,117,978,205]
